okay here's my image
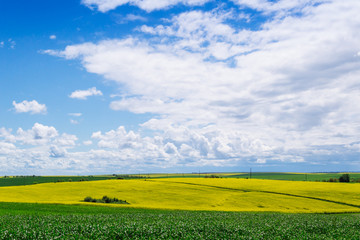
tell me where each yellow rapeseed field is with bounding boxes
[0,178,359,213]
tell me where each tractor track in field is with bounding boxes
[148,179,360,210]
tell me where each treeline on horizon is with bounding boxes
[0,172,359,187]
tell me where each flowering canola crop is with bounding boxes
[0,178,359,213]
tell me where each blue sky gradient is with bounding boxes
[1,0,360,175]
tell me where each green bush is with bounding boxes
[84,196,93,202]
[339,174,350,182]
[329,178,337,182]
[83,196,129,204]
[205,175,220,178]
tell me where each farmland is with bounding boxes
[120,172,360,182]
[0,177,359,213]
[1,174,360,238]
[0,202,360,239]
[2,172,359,186]
[0,175,117,187]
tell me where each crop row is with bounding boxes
[0,210,359,239]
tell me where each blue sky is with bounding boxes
[1,0,360,175]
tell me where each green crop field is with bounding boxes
[223,172,360,181]
[132,172,360,182]
[0,175,117,187]
[1,173,359,239]
[0,202,359,239]
[2,172,359,187]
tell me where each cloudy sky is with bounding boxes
[1,0,360,175]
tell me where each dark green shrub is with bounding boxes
[84,196,129,204]
[102,196,111,203]
[205,175,220,178]
[339,174,350,182]
[84,196,93,202]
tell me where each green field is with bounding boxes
[0,202,359,239]
[224,172,360,181]
[1,173,359,239]
[0,174,151,187]
[0,175,117,187]
[133,172,360,182]
[2,172,359,187]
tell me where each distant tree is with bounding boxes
[84,196,93,202]
[339,174,350,182]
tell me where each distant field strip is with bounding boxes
[0,178,359,213]
[148,179,360,210]
[159,178,360,207]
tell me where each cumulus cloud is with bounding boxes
[49,145,66,158]
[46,0,360,168]
[16,123,58,145]
[0,123,77,147]
[69,87,103,100]
[13,100,47,114]
[81,0,210,12]
[49,35,57,40]
[0,142,16,155]
[0,123,81,174]
[232,0,326,15]
[53,133,78,147]
[83,140,93,145]
[89,125,273,166]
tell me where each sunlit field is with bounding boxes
[0,178,359,213]
[1,202,360,239]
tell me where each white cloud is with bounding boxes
[83,140,93,145]
[16,123,58,145]
[0,41,4,48]
[81,0,210,12]
[49,35,57,40]
[46,0,360,168]
[8,38,16,49]
[116,14,147,24]
[53,133,78,147]
[0,142,16,155]
[49,145,66,158]
[13,100,47,114]
[0,123,82,175]
[89,125,273,165]
[124,14,146,21]
[69,87,103,100]
[232,0,327,17]
[139,10,238,59]
[2,123,76,147]
[68,113,82,117]
[69,113,82,124]
[70,119,79,125]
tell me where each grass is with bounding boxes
[0,178,359,213]
[0,175,116,187]
[0,202,359,239]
